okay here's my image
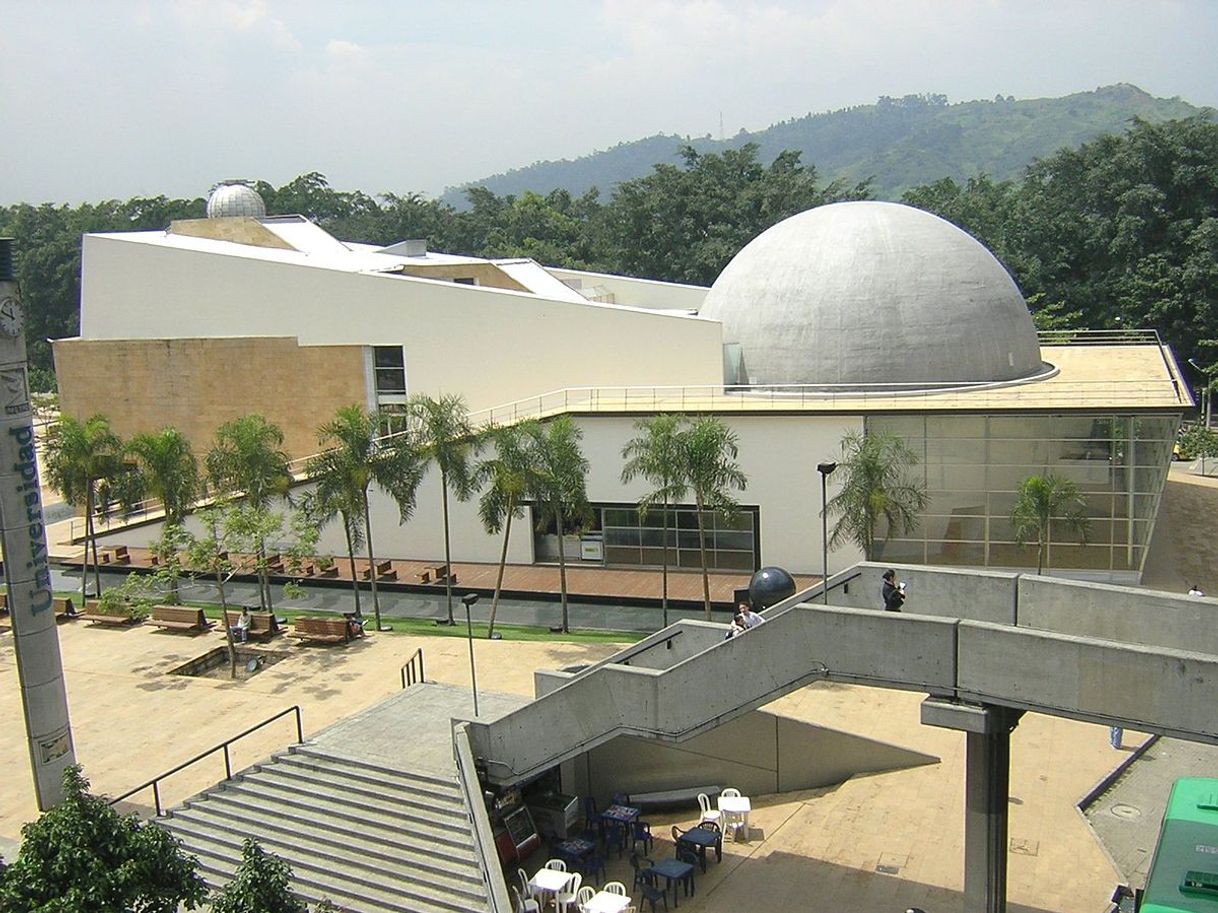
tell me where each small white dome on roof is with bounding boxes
[699,201,1044,387]
[206,183,266,219]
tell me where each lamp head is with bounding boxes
[461,593,479,607]
[816,461,838,476]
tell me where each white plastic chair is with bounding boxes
[556,872,583,913]
[698,792,721,826]
[605,881,628,896]
[546,858,568,871]
[576,885,596,912]
[720,787,741,798]
[518,868,537,901]
[513,885,541,913]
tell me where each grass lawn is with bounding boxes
[52,589,640,643]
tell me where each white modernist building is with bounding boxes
[54,187,1189,586]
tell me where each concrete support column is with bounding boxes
[922,698,1024,913]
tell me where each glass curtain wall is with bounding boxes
[600,504,758,571]
[868,413,1177,578]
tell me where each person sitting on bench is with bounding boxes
[231,608,251,643]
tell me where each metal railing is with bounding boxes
[400,648,425,689]
[108,705,304,817]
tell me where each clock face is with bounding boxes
[0,297,20,338]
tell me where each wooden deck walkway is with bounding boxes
[64,546,818,607]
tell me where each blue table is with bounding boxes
[676,826,721,872]
[600,805,639,856]
[650,858,695,907]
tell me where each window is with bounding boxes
[374,346,406,396]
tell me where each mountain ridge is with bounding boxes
[441,84,1209,205]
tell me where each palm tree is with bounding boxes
[475,421,538,639]
[127,427,199,604]
[407,394,478,625]
[308,406,425,632]
[680,417,748,620]
[1010,473,1091,574]
[44,414,124,605]
[526,416,590,633]
[205,415,292,611]
[826,430,929,559]
[621,415,688,629]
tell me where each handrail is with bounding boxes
[400,648,425,689]
[109,705,304,816]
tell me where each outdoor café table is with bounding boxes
[554,836,596,868]
[582,889,633,913]
[676,825,721,872]
[600,804,640,853]
[529,867,574,907]
[717,795,751,838]
[650,857,695,908]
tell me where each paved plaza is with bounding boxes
[1,611,1139,911]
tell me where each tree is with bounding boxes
[206,415,293,612]
[127,427,199,603]
[209,838,307,913]
[475,421,538,638]
[621,415,688,628]
[680,417,748,620]
[43,414,125,605]
[825,430,929,560]
[0,765,206,913]
[407,394,479,625]
[307,406,425,632]
[526,416,590,633]
[1010,473,1091,574]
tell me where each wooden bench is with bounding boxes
[150,605,211,633]
[424,564,456,585]
[629,785,721,808]
[291,616,350,645]
[223,610,281,643]
[79,601,139,626]
[54,597,77,623]
[315,564,339,578]
[100,545,131,565]
[415,568,432,584]
[360,560,398,581]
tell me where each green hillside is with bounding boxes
[442,84,1207,205]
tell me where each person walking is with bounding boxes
[738,602,766,628]
[1109,725,1124,749]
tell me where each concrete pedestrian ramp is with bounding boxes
[468,563,1218,787]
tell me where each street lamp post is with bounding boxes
[816,462,837,605]
[462,592,480,717]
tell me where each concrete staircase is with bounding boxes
[157,744,490,913]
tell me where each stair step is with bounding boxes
[177,847,484,913]
[163,815,483,898]
[290,745,460,791]
[192,785,474,850]
[228,769,469,831]
[247,764,467,822]
[169,802,480,874]
[271,754,464,808]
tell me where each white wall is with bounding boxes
[100,412,867,576]
[79,237,723,414]
[544,267,709,312]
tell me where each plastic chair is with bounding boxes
[720,787,741,798]
[636,869,670,913]
[605,881,628,896]
[513,885,541,913]
[517,868,537,901]
[631,820,654,855]
[546,858,568,872]
[584,852,607,887]
[556,872,583,913]
[697,793,721,826]
[575,885,596,912]
[629,853,654,892]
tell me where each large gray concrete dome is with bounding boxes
[700,201,1044,387]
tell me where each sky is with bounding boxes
[2,0,1217,205]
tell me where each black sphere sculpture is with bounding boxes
[748,566,797,609]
